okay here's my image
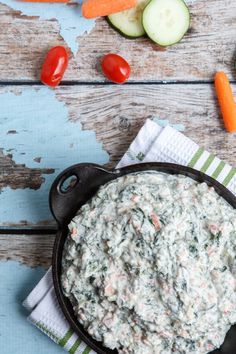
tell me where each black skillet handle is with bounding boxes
[49,163,120,227]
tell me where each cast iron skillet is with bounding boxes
[50,162,236,354]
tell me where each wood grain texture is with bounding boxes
[0,151,53,190]
[57,83,236,166]
[1,83,236,227]
[0,0,236,82]
[0,233,55,267]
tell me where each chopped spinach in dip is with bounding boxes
[61,172,236,354]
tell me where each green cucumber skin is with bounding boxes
[106,17,147,40]
[142,0,191,47]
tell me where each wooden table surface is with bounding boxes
[0,0,236,352]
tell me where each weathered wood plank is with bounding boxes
[0,233,55,267]
[58,83,236,165]
[0,83,236,227]
[0,0,235,82]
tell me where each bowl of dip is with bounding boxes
[50,162,236,354]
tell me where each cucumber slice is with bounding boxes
[142,0,190,46]
[107,0,150,39]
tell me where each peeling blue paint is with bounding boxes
[0,261,65,353]
[153,118,185,132]
[0,88,109,224]
[0,0,95,55]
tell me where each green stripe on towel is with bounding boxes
[222,168,236,187]
[82,346,91,354]
[58,328,73,348]
[69,338,81,354]
[36,322,59,343]
[188,147,204,168]
[211,161,225,179]
[200,154,215,173]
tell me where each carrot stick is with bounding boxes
[214,71,236,133]
[82,0,137,19]
[19,0,69,2]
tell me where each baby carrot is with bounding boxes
[82,0,137,19]
[214,71,236,133]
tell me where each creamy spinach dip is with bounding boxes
[61,172,236,354]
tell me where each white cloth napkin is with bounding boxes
[23,119,236,354]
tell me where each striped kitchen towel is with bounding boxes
[117,119,236,193]
[23,118,236,353]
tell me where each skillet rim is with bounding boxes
[51,162,236,354]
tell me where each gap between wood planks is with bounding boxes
[0,80,236,86]
[0,227,56,234]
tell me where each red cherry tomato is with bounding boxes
[101,54,131,84]
[41,46,69,87]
